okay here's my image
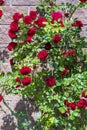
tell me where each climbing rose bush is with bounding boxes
[1,0,87,129]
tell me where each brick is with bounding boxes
[12,0,40,6]
[0,6,29,24]
[72,8,87,24]
[56,0,78,4]
[0,25,10,43]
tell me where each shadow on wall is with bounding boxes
[0,98,41,130]
[0,49,9,62]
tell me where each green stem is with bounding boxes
[3,99,17,117]
[69,2,80,20]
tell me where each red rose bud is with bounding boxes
[13,12,22,22]
[7,42,17,51]
[45,43,51,50]
[77,99,86,109]
[10,59,15,65]
[16,77,21,83]
[51,11,63,21]
[79,0,87,2]
[0,10,3,17]
[30,11,37,20]
[27,27,36,36]
[65,13,69,17]
[62,51,69,57]
[51,19,54,24]
[72,20,83,28]
[16,85,21,88]
[61,67,69,77]
[22,77,32,86]
[81,91,86,98]
[0,95,3,102]
[8,29,17,39]
[23,15,32,25]
[60,20,64,27]
[68,50,76,57]
[25,36,33,43]
[10,21,19,32]
[46,77,56,87]
[20,66,31,75]
[33,65,37,69]
[0,0,4,5]
[64,100,69,106]
[37,50,48,61]
[50,1,54,6]
[53,35,61,44]
[34,17,47,27]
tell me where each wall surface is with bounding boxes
[0,0,87,130]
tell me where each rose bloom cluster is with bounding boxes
[62,91,87,117]
[7,9,82,89]
[15,66,32,88]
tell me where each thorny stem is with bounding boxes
[69,2,81,20]
[3,98,17,117]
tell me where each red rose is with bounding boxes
[61,67,69,77]
[16,77,21,83]
[66,101,76,110]
[51,11,63,21]
[62,51,69,57]
[72,20,83,28]
[77,99,86,109]
[0,0,4,5]
[46,77,56,87]
[30,11,37,20]
[10,21,19,32]
[34,17,47,27]
[53,35,61,44]
[0,10,3,17]
[23,15,32,24]
[10,59,15,65]
[79,0,87,2]
[70,103,77,110]
[83,102,87,109]
[7,42,17,51]
[37,50,48,61]
[8,29,17,39]
[25,36,33,43]
[69,50,76,57]
[13,12,22,22]
[45,43,51,50]
[0,95,3,102]
[27,27,36,36]
[20,66,31,75]
[22,77,32,86]
[50,1,54,6]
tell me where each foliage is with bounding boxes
[0,0,87,129]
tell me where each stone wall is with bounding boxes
[0,0,87,130]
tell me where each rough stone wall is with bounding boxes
[0,0,87,130]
